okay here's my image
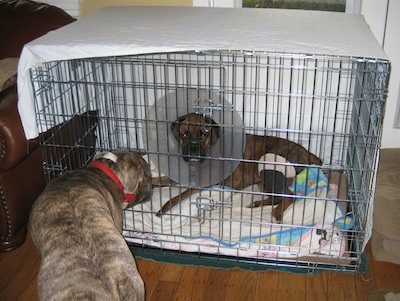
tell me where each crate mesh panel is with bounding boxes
[30,50,389,273]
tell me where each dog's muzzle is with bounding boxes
[182,141,206,163]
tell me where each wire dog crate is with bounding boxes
[30,50,389,273]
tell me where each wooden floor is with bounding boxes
[1,149,400,301]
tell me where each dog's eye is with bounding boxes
[200,131,208,140]
[181,131,188,139]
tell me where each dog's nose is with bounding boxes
[190,143,199,150]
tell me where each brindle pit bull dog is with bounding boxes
[155,113,322,220]
[29,151,152,301]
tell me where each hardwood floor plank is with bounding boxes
[0,236,38,292]
[354,274,374,301]
[305,272,328,301]
[225,269,257,301]
[371,258,400,291]
[18,275,39,301]
[203,268,231,301]
[136,259,165,300]
[325,272,357,301]
[276,272,306,301]
[150,280,177,301]
[159,263,185,282]
[0,247,40,301]
[172,265,210,301]
[255,270,278,301]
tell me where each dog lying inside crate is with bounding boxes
[154,113,322,220]
[29,151,152,301]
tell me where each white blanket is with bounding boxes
[123,184,353,259]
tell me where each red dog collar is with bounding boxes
[89,161,136,203]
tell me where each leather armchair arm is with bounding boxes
[0,85,38,172]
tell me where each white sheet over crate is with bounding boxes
[18,6,386,140]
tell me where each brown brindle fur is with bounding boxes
[29,151,152,301]
[155,114,322,221]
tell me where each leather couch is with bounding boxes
[0,0,75,251]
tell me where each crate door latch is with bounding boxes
[193,99,223,119]
[194,196,232,224]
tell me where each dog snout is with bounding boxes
[182,141,206,162]
[190,141,201,151]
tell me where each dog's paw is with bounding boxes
[247,202,263,208]
[247,199,273,208]
[271,206,283,222]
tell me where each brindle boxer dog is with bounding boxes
[171,113,220,163]
[29,151,152,301]
[155,113,322,220]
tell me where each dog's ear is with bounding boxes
[93,152,118,163]
[204,116,220,146]
[171,116,187,140]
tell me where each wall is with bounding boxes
[39,0,79,18]
[39,0,241,17]
[79,0,192,18]
[193,0,241,6]
[362,0,400,148]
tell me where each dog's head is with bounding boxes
[171,113,220,163]
[92,151,152,209]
